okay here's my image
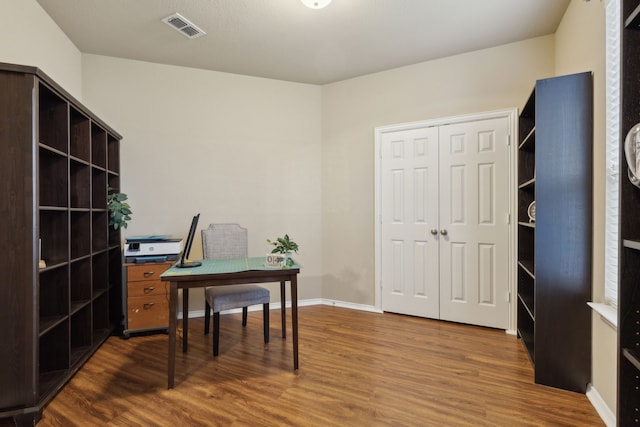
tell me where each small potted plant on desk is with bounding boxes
[267,234,299,268]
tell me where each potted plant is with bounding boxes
[107,187,132,230]
[267,234,299,267]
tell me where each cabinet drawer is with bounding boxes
[127,263,172,282]
[127,295,168,331]
[128,280,167,298]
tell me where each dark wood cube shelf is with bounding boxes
[0,62,123,426]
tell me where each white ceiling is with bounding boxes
[36,0,571,85]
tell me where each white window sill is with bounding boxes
[587,302,617,330]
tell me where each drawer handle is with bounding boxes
[143,271,156,277]
[143,286,156,293]
[143,302,155,309]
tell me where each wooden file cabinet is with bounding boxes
[124,261,173,336]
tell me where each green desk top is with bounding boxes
[161,256,300,278]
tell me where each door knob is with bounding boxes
[440,229,448,236]
[430,229,438,235]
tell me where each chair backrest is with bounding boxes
[201,223,248,260]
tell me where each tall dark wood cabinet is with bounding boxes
[618,2,640,424]
[0,63,123,426]
[517,72,593,393]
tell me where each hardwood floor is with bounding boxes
[3,306,603,426]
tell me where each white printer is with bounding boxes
[124,236,183,263]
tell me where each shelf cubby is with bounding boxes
[39,147,68,208]
[92,211,108,252]
[107,134,120,174]
[70,258,92,310]
[517,224,535,272]
[92,293,110,340]
[39,266,69,332]
[92,252,109,294]
[70,159,91,209]
[518,132,536,185]
[92,168,107,210]
[91,123,107,169]
[40,210,69,266]
[518,187,535,224]
[70,107,90,162]
[38,84,68,153]
[70,211,91,259]
[70,305,92,365]
[517,300,535,363]
[39,320,70,374]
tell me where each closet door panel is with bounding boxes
[381,127,440,318]
[439,117,510,329]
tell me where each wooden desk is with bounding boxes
[161,257,300,389]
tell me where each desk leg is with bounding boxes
[280,280,286,339]
[291,275,298,370]
[168,282,178,389]
[182,288,189,353]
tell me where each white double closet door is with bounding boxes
[379,115,511,329]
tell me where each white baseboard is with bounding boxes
[319,298,382,313]
[586,383,616,427]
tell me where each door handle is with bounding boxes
[430,229,438,235]
[440,229,448,236]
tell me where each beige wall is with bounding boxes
[0,0,82,99]
[320,36,555,304]
[555,0,616,415]
[81,55,324,309]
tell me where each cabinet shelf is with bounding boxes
[70,347,91,367]
[38,142,67,158]
[518,260,535,279]
[70,299,91,316]
[518,127,536,150]
[39,315,67,336]
[518,327,535,364]
[625,3,640,28]
[39,261,68,272]
[623,348,640,371]
[623,239,640,251]
[518,293,535,320]
[518,178,535,189]
[39,370,67,401]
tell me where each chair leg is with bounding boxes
[242,307,248,326]
[263,303,270,344]
[204,301,211,335]
[213,312,220,357]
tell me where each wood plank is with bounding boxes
[0,306,603,426]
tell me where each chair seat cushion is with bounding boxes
[205,284,270,313]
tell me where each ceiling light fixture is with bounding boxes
[301,0,332,9]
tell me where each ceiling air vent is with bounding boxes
[162,13,206,39]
